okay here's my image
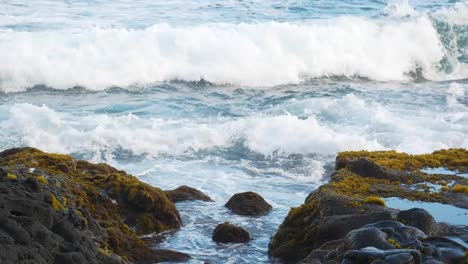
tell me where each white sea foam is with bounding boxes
[447,82,466,109]
[1,103,384,159]
[384,0,417,17]
[0,14,466,92]
[2,91,467,161]
[432,2,468,25]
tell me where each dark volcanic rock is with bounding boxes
[152,249,191,262]
[345,227,394,250]
[397,208,438,236]
[0,147,188,264]
[225,192,272,216]
[300,220,467,264]
[343,247,422,264]
[212,222,250,243]
[345,158,388,179]
[164,185,213,203]
[269,149,468,263]
[345,221,427,251]
[422,237,467,264]
[312,212,393,249]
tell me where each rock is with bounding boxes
[212,222,250,243]
[0,147,185,264]
[164,185,213,203]
[153,249,191,262]
[422,237,467,264]
[54,252,88,264]
[315,212,393,248]
[345,220,426,251]
[345,158,389,179]
[225,192,272,216]
[343,247,421,264]
[270,149,468,263]
[345,227,394,250]
[397,208,438,236]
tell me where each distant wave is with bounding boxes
[0,4,466,92]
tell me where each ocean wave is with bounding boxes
[0,7,466,92]
[1,87,466,162]
[0,102,383,160]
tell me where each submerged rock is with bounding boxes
[269,149,468,263]
[164,185,213,203]
[225,191,272,216]
[212,222,250,243]
[0,147,187,264]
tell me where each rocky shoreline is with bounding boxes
[269,149,468,264]
[0,147,467,263]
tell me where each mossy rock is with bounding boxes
[336,148,468,172]
[225,191,272,216]
[164,185,213,203]
[269,148,468,263]
[0,147,185,264]
[212,222,251,243]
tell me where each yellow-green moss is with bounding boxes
[98,247,111,256]
[49,193,64,211]
[36,175,48,184]
[451,184,468,194]
[347,200,362,208]
[6,173,17,181]
[0,148,76,176]
[364,196,386,206]
[337,149,468,172]
[0,148,181,264]
[387,238,401,249]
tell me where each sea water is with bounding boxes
[0,0,467,263]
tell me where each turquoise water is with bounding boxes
[0,0,467,263]
[385,197,468,226]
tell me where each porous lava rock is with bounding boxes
[0,147,188,264]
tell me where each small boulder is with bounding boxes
[212,222,250,243]
[397,208,438,236]
[164,186,213,203]
[225,192,272,216]
[345,227,394,250]
[152,249,191,262]
[345,221,427,251]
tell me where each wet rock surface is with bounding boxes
[0,147,189,264]
[225,191,272,216]
[212,222,251,244]
[269,149,468,264]
[397,208,439,236]
[164,185,213,203]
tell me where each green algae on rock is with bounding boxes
[269,149,468,263]
[164,185,213,203]
[225,191,272,216]
[0,147,185,264]
[212,222,251,244]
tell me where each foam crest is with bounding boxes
[447,82,467,110]
[384,0,417,17]
[0,15,466,92]
[1,103,386,160]
[432,2,468,25]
